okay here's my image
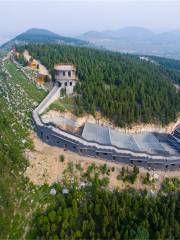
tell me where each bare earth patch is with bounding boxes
[23,50,51,77]
[42,107,180,135]
[25,132,180,191]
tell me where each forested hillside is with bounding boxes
[149,55,180,84]
[31,182,180,239]
[1,28,89,50]
[17,44,180,126]
[1,55,180,239]
[150,56,180,71]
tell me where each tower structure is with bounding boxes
[54,63,78,95]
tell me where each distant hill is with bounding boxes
[1,28,89,49]
[103,27,154,39]
[0,36,10,46]
[78,27,180,60]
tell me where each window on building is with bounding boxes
[65,82,68,86]
[113,156,116,160]
[46,135,49,140]
[70,82,72,86]
[68,71,71,77]
[63,71,66,76]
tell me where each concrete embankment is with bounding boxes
[32,84,180,171]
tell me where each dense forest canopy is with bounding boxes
[32,182,180,239]
[148,55,180,84]
[149,55,180,71]
[17,44,180,127]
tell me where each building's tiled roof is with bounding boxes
[82,122,111,145]
[132,133,165,153]
[54,64,76,71]
[110,129,139,151]
[82,122,165,154]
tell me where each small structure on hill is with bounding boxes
[54,63,78,95]
[37,73,49,85]
[37,73,45,84]
[28,59,38,69]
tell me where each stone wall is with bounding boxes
[32,83,180,171]
[34,121,180,170]
[38,86,60,115]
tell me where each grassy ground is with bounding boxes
[0,58,50,239]
[47,96,86,118]
[4,60,46,102]
[47,96,75,112]
[47,100,66,112]
[0,60,46,128]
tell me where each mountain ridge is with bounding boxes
[78,27,180,59]
[1,28,89,49]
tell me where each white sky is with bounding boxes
[0,0,180,38]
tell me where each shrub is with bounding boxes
[161,178,180,192]
[117,166,139,184]
[142,172,155,185]
[75,163,83,172]
[59,154,65,162]
[48,101,65,112]
[101,177,110,187]
[117,175,121,181]
[100,164,108,175]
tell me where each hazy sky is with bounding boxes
[0,0,180,40]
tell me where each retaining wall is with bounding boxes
[32,85,180,171]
